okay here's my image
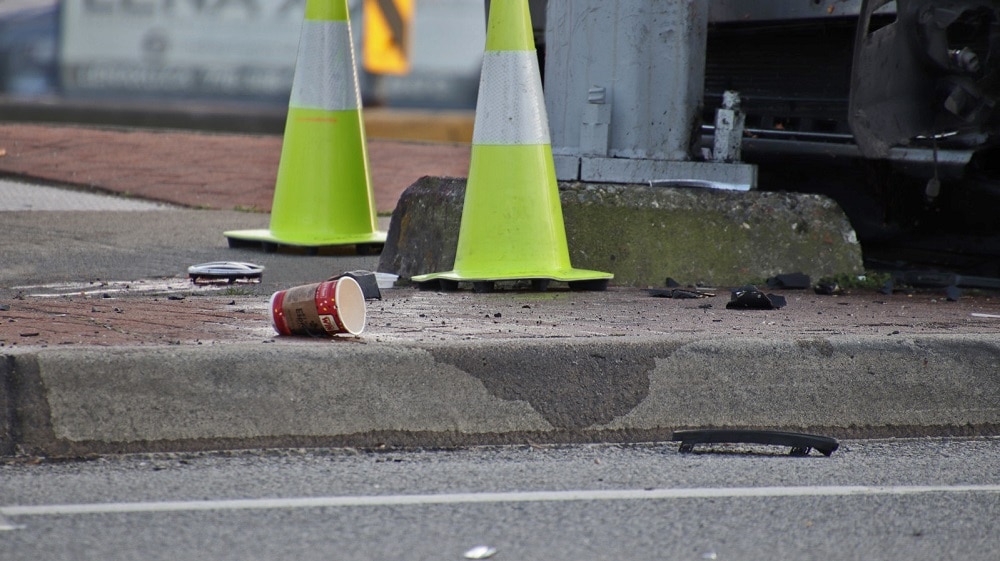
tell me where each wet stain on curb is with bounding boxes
[430,342,659,429]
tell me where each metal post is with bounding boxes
[545,0,756,188]
[712,90,745,163]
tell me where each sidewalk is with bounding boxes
[0,122,471,213]
[1,122,999,458]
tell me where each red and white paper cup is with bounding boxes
[270,277,367,337]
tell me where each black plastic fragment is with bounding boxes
[766,272,811,289]
[672,429,839,456]
[814,280,843,295]
[331,270,381,300]
[647,288,713,299]
[725,286,786,309]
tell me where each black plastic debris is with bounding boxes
[766,272,810,289]
[647,288,715,299]
[725,286,786,309]
[813,279,843,295]
[672,429,839,457]
[187,262,263,284]
[652,278,715,299]
[331,270,381,300]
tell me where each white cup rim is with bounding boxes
[332,276,366,335]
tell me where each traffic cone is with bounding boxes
[411,0,612,290]
[225,0,385,254]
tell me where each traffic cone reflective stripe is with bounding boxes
[225,0,385,250]
[412,0,611,286]
[472,50,549,146]
[288,18,361,112]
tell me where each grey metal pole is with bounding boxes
[544,0,756,188]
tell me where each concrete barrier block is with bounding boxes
[378,177,863,287]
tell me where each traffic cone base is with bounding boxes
[224,229,387,247]
[412,270,613,283]
[225,2,384,252]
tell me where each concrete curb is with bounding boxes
[4,334,998,457]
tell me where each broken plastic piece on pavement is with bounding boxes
[725,286,786,309]
[647,288,715,299]
[672,429,839,456]
[813,279,843,295]
[187,261,263,284]
[766,272,810,289]
[464,545,497,559]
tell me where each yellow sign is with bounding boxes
[363,0,414,75]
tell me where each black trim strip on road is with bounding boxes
[672,429,840,456]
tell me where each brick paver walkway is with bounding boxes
[0,123,471,214]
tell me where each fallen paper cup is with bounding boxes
[270,277,366,336]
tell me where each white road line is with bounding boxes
[3,485,999,517]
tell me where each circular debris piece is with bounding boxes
[187,261,264,284]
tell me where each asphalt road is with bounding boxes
[0,179,384,297]
[2,438,998,560]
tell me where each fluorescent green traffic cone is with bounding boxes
[412,0,612,289]
[225,0,385,253]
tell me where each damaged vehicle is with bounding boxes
[532,0,1000,276]
[706,0,1000,275]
